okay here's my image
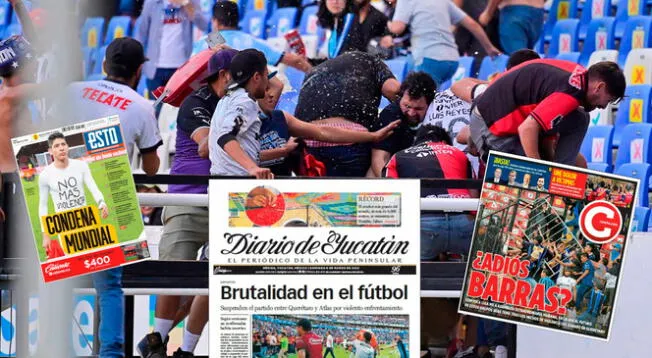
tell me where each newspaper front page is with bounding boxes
[210,179,419,357]
[11,116,150,282]
[459,152,638,340]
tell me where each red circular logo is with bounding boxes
[244,186,286,226]
[579,200,623,244]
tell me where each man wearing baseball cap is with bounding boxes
[138,48,239,358]
[209,48,275,179]
[54,37,162,358]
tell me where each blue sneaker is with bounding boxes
[137,332,167,358]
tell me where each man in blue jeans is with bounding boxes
[478,0,545,54]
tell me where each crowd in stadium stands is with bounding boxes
[0,0,649,357]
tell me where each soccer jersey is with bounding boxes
[170,85,220,194]
[383,141,473,199]
[295,332,323,358]
[60,79,163,160]
[280,337,289,350]
[259,110,291,175]
[209,87,262,176]
[352,341,375,358]
[474,59,587,136]
[579,261,595,285]
[38,159,105,231]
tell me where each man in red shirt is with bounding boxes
[295,319,323,358]
[469,60,625,163]
[383,125,478,261]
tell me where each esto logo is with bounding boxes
[579,201,623,244]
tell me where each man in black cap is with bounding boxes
[54,37,162,358]
[138,48,239,358]
[208,48,274,178]
[58,37,162,176]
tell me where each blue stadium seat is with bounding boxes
[302,0,316,6]
[587,162,610,171]
[579,0,613,39]
[385,57,408,82]
[92,45,107,75]
[267,7,298,37]
[615,123,652,168]
[477,54,509,81]
[0,1,11,29]
[285,66,305,91]
[580,125,614,171]
[633,206,650,232]
[86,73,104,81]
[614,0,646,39]
[578,17,616,66]
[543,0,579,42]
[276,90,299,115]
[618,16,652,67]
[615,163,650,206]
[549,19,580,57]
[81,17,105,49]
[298,5,319,35]
[137,75,150,100]
[104,16,132,45]
[82,47,95,79]
[556,51,581,63]
[613,85,652,146]
[452,56,474,82]
[4,23,20,38]
[239,10,267,39]
[439,80,451,91]
[534,35,545,56]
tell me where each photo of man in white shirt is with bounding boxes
[38,132,108,257]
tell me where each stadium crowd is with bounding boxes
[0,0,636,357]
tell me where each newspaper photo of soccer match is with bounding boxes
[251,314,409,358]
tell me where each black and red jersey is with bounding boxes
[382,141,473,198]
[474,59,587,136]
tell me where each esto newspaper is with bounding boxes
[210,180,419,358]
[459,152,638,340]
[11,116,150,282]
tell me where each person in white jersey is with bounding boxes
[59,37,162,176]
[38,132,108,256]
[209,48,274,179]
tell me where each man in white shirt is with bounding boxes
[209,48,274,179]
[324,331,336,358]
[38,132,108,256]
[60,38,162,176]
[136,0,209,103]
[556,268,577,299]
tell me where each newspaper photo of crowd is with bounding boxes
[251,314,409,358]
[470,158,634,335]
